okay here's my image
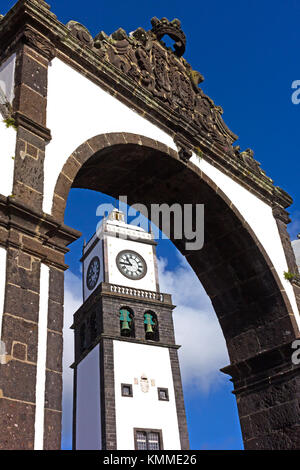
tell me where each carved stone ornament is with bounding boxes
[151,17,186,57]
[174,135,193,162]
[66,21,93,46]
[90,18,238,156]
[23,28,55,60]
[140,375,150,393]
[233,146,267,177]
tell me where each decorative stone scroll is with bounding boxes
[66,21,93,47]
[90,18,238,155]
[52,15,267,173]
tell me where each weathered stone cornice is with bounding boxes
[72,282,174,329]
[71,335,181,369]
[221,340,300,394]
[0,0,293,210]
[13,111,52,141]
[0,194,81,269]
[272,203,291,224]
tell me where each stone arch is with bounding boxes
[49,132,300,448]
[52,133,298,364]
[51,133,179,221]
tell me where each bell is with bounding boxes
[145,322,154,334]
[121,319,131,332]
[144,313,155,336]
[120,309,131,334]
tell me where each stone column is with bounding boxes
[222,341,300,449]
[0,29,80,448]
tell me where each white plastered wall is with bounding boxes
[292,239,300,270]
[44,58,300,328]
[34,263,49,450]
[113,340,181,450]
[0,53,16,198]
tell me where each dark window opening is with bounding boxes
[158,387,169,401]
[121,383,133,397]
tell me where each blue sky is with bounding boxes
[2,0,300,451]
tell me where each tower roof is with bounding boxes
[84,209,153,254]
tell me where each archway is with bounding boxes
[53,132,300,449]
[0,0,299,450]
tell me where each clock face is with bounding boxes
[86,256,100,290]
[116,250,147,280]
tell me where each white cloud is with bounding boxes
[157,255,229,394]
[292,239,300,269]
[289,211,300,241]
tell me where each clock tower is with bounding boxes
[72,209,189,450]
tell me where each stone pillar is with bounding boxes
[0,197,80,449]
[0,26,79,447]
[169,348,190,450]
[99,338,117,450]
[43,267,65,449]
[0,245,41,449]
[222,341,300,449]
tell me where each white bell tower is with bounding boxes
[81,209,159,302]
[72,210,189,450]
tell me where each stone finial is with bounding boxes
[150,16,186,57]
[66,20,93,46]
[241,148,254,159]
[190,69,204,88]
[111,28,128,41]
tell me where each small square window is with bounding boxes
[158,387,169,401]
[121,383,133,397]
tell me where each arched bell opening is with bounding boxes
[144,311,159,342]
[119,307,135,338]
